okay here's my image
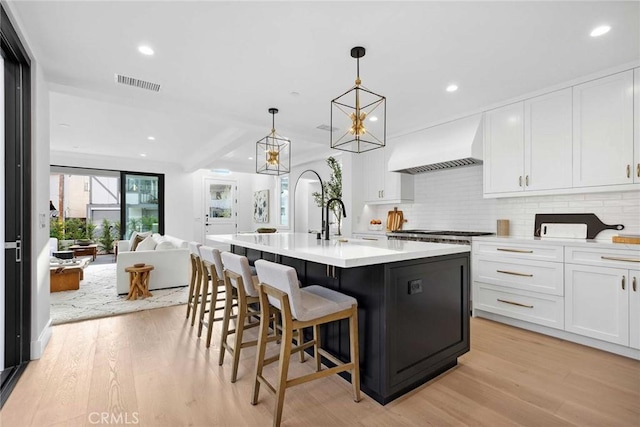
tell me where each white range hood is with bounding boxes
[388,114,484,174]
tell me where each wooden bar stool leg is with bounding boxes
[349,306,361,402]
[218,285,233,366]
[273,325,293,427]
[251,303,271,406]
[298,329,305,363]
[197,273,210,337]
[190,261,203,326]
[313,324,322,372]
[231,297,247,383]
[186,256,197,318]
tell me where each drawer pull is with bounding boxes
[633,277,637,292]
[497,248,533,254]
[497,269,533,277]
[622,276,625,291]
[627,164,631,179]
[497,298,533,308]
[601,256,640,263]
[362,237,378,241]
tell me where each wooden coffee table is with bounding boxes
[50,258,90,292]
[68,244,98,261]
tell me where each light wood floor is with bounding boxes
[2,305,639,426]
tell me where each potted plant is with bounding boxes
[312,157,343,235]
[97,218,115,253]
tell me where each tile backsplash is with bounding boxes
[368,166,640,241]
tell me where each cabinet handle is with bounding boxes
[519,176,522,187]
[525,175,529,186]
[633,277,637,292]
[627,164,631,179]
[601,256,640,263]
[362,237,378,241]
[497,269,533,277]
[622,276,625,290]
[637,163,640,178]
[497,248,533,253]
[381,190,384,198]
[497,298,533,308]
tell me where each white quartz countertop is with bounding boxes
[207,233,469,268]
[472,235,640,251]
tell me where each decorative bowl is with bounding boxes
[256,228,277,234]
[75,239,93,246]
[133,263,146,268]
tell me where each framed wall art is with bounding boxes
[253,189,269,223]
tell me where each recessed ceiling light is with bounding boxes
[446,84,459,92]
[590,25,611,37]
[290,91,300,97]
[140,153,147,157]
[147,136,155,141]
[368,116,378,122]
[138,45,154,56]
[248,157,254,160]
[59,123,70,127]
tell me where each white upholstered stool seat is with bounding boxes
[252,259,360,427]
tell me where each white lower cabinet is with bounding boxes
[630,270,640,349]
[473,238,640,357]
[475,283,564,329]
[472,242,564,329]
[564,264,629,345]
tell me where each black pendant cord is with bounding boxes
[356,57,360,82]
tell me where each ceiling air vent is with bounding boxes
[115,74,161,92]
[316,124,339,132]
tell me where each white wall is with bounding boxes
[364,166,640,241]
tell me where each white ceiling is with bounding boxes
[9,1,640,173]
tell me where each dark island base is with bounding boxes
[233,245,470,405]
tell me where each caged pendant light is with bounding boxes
[256,108,291,175]
[330,46,386,153]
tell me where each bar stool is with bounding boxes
[251,260,360,427]
[186,241,203,325]
[219,252,267,383]
[197,246,228,347]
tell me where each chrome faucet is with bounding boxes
[325,198,347,240]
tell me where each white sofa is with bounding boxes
[116,233,190,295]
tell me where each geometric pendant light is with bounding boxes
[330,46,386,153]
[256,108,291,175]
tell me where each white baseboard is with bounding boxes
[30,318,52,359]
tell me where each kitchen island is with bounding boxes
[207,233,470,404]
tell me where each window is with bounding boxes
[279,176,289,227]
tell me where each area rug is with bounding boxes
[50,262,188,325]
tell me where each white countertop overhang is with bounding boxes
[207,233,469,268]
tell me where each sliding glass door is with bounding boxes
[120,172,164,239]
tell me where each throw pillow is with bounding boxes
[136,235,157,251]
[155,241,175,250]
[130,234,146,251]
[128,231,151,250]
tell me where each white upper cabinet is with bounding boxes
[573,70,634,187]
[524,88,573,191]
[363,145,414,204]
[635,68,640,184]
[484,102,525,194]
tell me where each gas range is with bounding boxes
[387,229,495,245]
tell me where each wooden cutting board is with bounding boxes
[386,208,404,231]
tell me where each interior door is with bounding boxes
[203,178,237,243]
[2,5,32,404]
